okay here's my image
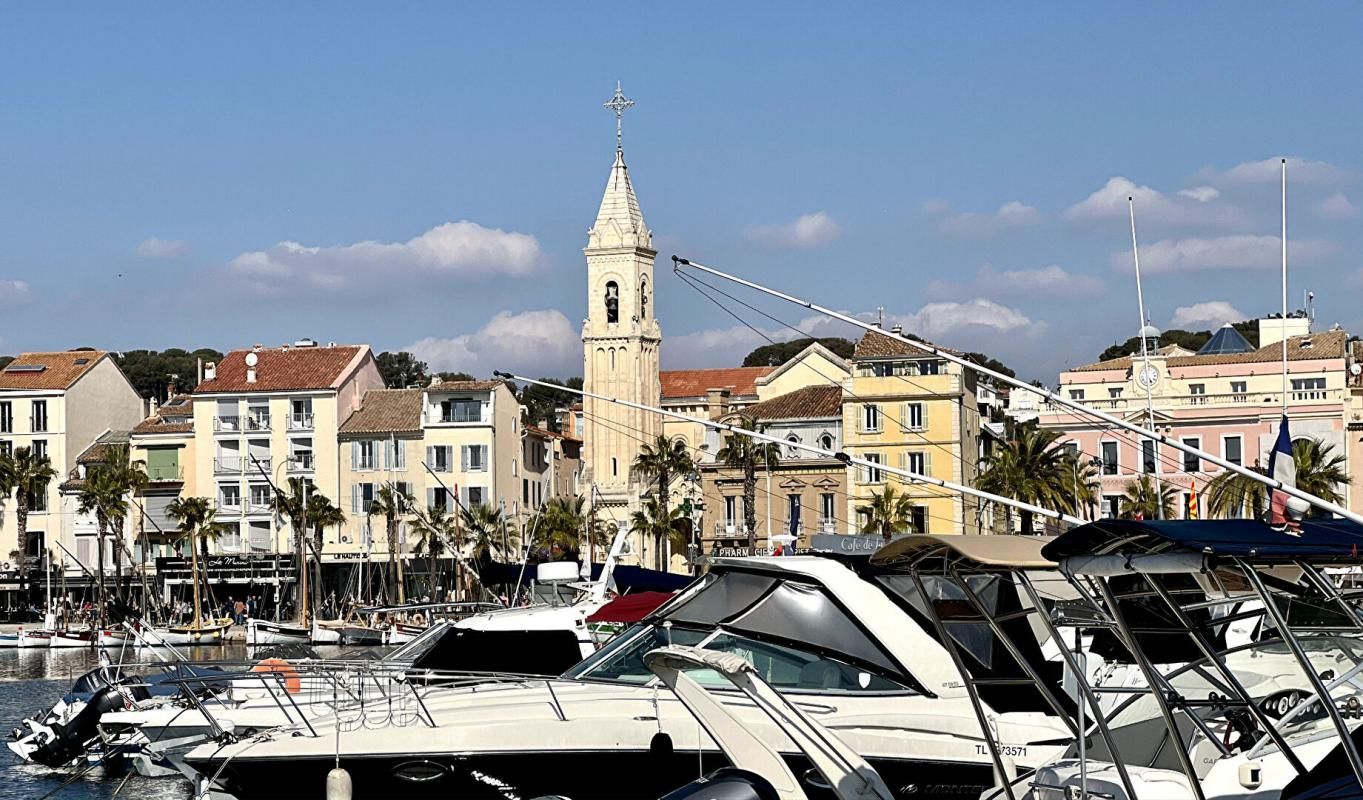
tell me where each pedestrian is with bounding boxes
[233,598,246,624]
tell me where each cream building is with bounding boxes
[191,342,383,555]
[128,393,198,560]
[0,351,144,581]
[842,329,983,535]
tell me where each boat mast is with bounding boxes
[1128,196,1162,519]
[671,257,1363,525]
[1280,157,1290,413]
[189,523,203,629]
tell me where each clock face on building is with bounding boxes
[1136,365,1159,389]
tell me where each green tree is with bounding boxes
[533,495,609,561]
[375,351,429,388]
[461,502,514,562]
[268,478,312,620]
[1205,438,1349,519]
[114,348,225,399]
[629,497,689,562]
[306,493,346,555]
[368,483,415,604]
[976,420,1078,534]
[410,505,453,599]
[1121,474,1176,520]
[518,377,584,432]
[857,485,917,541]
[1096,322,1260,363]
[715,420,782,551]
[0,446,57,598]
[631,435,695,569]
[435,371,476,382]
[165,496,223,625]
[742,337,855,368]
[100,444,149,601]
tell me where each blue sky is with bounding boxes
[1,3,1359,383]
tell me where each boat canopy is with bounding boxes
[585,590,675,623]
[1043,518,1363,563]
[871,533,1056,569]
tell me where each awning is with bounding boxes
[871,534,1056,569]
[586,591,675,624]
[1043,518,1363,563]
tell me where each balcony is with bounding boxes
[287,452,315,472]
[431,405,483,424]
[817,518,838,533]
[247,499,273,515]
[214,415,242,433]
[1049,387,1343,413]
[288,413,314,431]
[146,464,184,482]
[713,521,752,536]
[244,414,272,432]
[219,495,243,513]
[214,456,242,474]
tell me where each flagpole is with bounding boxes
[1129,197,1162,519]
[1281,157,1289,415]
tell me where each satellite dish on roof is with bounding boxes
[244,352,259,367]
[1352,364,1362,376]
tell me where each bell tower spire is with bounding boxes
[582,82,662,530]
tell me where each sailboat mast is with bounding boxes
[189,525,203,628]
[1281,157,1289,414]
[1128,196,1162,519]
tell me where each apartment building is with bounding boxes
[1036,318,1351,520]
[842,328,982,535]
[191,342,383,554]
[1348,339,1363,515]
[334,380,520,556]
[128,394,197,558]
[0,351,144,575]
[700,384,848,554]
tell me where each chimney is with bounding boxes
[539,418,550,431]
[246,367,257,384]
[166,375,178,400]
[890,323,903,336]
[204,362,217,381]
[706,387,732,421]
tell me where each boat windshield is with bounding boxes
[565,622,914,694]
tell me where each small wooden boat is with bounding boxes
[0,630,20,647]
[386,622,428,645]
[247,618,310,646]
[50,629,99,648]
[338,625,389,646]
[16,629,53,648]
[161,619,232,645]
[98,629,133,647]
[309,620,342,645]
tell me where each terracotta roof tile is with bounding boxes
[76,431,131,464]
[660,367,774,400]
[743,385,844,421]
[131,416,194,435]
[853,331,960,359]
[1070,331,1348,372]
[339,389,423,436]
[194,345,368,394]
[0,351,110,391]
[427,380,503,392]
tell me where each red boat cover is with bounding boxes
[585,591,675,624]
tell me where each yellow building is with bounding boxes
[191,342,383,555]
[128,394,197,561]
[842,329,982,535]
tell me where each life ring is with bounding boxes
[251,657,301,694]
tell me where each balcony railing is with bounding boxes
[214,415,241,432]
[432,406,483,424]
[1049,387,1343,413]
[146,464,184,482]
[288,413,314,430]
[288,453,315,472]
[247,500,272,515]
[214,456,242,474]
[219,496,243,512]
[244,414,272,432]
[713,521,752,535]
[817,517,838,533]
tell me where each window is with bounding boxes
[353,482,376,513]
[0,401,10,433]
[1181,437,1200,473]
[786,434,800,458]
[640,278,649,319]
[905,450,927,475]
[462,444,488,472]
[355,440,378,470]
[1108,387,1124,399]
[611,457,618,478]
[512,458,518,477]
[1224,435,1242,467]
[861,404,881,433]
[246,402,270,430]
[1230,381,1247,398]
[428,445,453,473]
[818,433,835,451]
[903,402,925,431]
[32,439,46,461]
[1100,441,1118,475]
[290,398,314,429]
[915,361,942,376]
[429,486,455,513]
[391,439,407,470]
[290,439,314,471]
[724,496,738,527]
[909,506,927,534]
[219,523,242,552]
[1102,495,1121,519]
[1291,377,1326,400]
[30,485,47,512]
[820,493,835,526]
[523,478,530,504]
[31,400,47,432]
[249,484,272,509]
[220,484,242,509]
[1069,389,1086,400]
[439,399,482,423]
[863,453,884,484]
[787,494,801,533]
[604,280,619,323]
[0,440,10,459]
[466,486,487,507]
[1189,383,1207,404]
[1141,440,1158,474]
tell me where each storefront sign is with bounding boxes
[808,534,899,554]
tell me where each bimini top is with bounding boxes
[871,534,1056,569]
[1042,518,1363,563]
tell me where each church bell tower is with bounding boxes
[582,83,662,517]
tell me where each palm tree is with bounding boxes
[631,435,695,570]
[0,446,58,600]
[460,502,509,561]
[368,484,414,604]
[1205,438,1350,519]
[268,478,311,621]
[306,494,346,556]
[410,505,453,598]
[166,496,212,626]
[858,485,917,541]
[1121,474,1175,520]
[715,419,782,551]
[976,420,1077,534]
[76,468,122,617]
[535,495,607,561]
[94,444,149,606]
[629,497,690,562]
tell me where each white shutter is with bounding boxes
[924,451,933,476]
[426,446,434,471]
[461,445,470,472]
[395,440,406,470]
[426,488,435,512]
[351,441,359,470]
[900,402,909,431]
[383,440,393,470]
[351,484,359,513]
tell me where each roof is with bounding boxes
[132,416,194,435]
[76,430,131,464]
[1196,324,1255,356]
[427,379,504,392]
[1071,330,1347,372]
[1042,518,1363,563]
[587,148,651,251]
[194,344,368,394]
[871,534,1055,569]
[0,350,109,391]
[853,330,960,360]
[339,389,423,436]
[742,385,843,421]
[661,367,775,400]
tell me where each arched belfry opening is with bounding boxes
[605,281,619,324]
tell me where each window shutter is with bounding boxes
[900,402,909,431]
[461,445,470,472]
[351,484,359,513]
[395,440,405,470]
[351,441,358,470]
[924,451,933,476]
[426,446,434,470]
[383,440,393,470]
[426,488,435,512]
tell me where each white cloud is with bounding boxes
[742,212,843,249]
[1110,235,1337,274]
[1200,156,1348,185]
[937,200,1042,237]
[1170,301,1248,329]
[1317,192,1359,220]
[1177,186,1220,203]
[1065,176,1246,228]
[892,299,1043,340]
[406,309,579,378]
[976,264,1103,296]
[0,279,32,307]
[135,237,190,258]
[227,220,541,295]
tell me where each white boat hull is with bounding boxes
[247,619,310,646]
[16,630,53,648]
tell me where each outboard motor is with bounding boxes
[18,680,149,768]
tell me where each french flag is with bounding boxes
[1266,415,1298,531]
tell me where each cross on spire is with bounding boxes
[603,81,634,152]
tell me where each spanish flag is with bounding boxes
[1188,480,1199,520]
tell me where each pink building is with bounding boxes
[1029,320,1353,521]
